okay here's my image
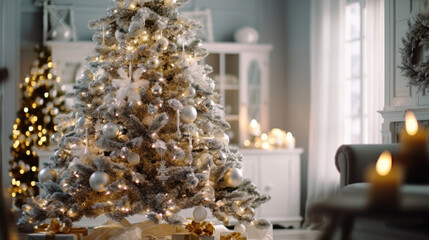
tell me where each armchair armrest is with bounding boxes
[335,144,400,187]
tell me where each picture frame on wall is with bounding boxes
[182,9,214,42]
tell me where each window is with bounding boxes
[344,0,368,144]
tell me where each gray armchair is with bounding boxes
[333,144,429,240]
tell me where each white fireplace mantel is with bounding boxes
[379,107,429,143]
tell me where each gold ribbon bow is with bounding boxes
[34,219,88,240]
[222,232,245,240]
[185,220,215,237]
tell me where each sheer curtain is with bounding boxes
[305,0,385,228]
[365,0,384,144]
[305,0,346,228]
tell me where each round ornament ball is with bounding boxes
[193,206,207,222]
[195,153,212,169]
[234,224,246,234]
[181,105,197,123]
[128,152,140,165]
[50,25,72,41]
[215,132,229,145]
[146,56,160,69]
[38,168,57,183]
[157,37,169,50]
[103,122,119,138]
[213,151,227,165]
[224,167,243,187]
[201,98,215,112]
[234,27,259,44]
[187,87,196,97]
[89,171,110,192]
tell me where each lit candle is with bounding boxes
[399,111,429,183]
[249,119,261,137]
[366,151,402,208]
[285,132,296,149]
[269,128,286,147]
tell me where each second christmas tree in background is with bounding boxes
[19,0,269,228]
[10,45,67,209]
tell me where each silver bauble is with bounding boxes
[201,98,215,112]
[89,171,110,192]
[50,132,62,145]
[194,153,212,169]
[157,37,169,50]
[128,152,140,165]
[38,168,57,183]
[120,146,130,159]
[224,167,243,187]
[151,83,163,96]
[50,25,72,41]
[146,56,160,69]
[213,151,227,165]
[187,87,196,97]
[103,122,119,138]
[215,132,230,145]
[193,206,207,222]
[181,105,197,123]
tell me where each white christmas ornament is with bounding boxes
[234,224,246,233]
[234,27,259,43]
[181,105,197,123]
[38,168,57,183]
[224,168,243,187]
[103,122,119,138]
[193,206,207,222]
[128,152,140,165]
[50,25,72,41]
[89,171,110,192]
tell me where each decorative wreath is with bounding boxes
[399,14,429,91]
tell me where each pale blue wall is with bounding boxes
[19,0,311,222]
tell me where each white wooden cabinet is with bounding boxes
[203,43,273,146]
[241,148,303,229]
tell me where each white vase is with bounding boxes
[234,26,259,43]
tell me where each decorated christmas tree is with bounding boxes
[10,45,67,209]
[19,0,269,228]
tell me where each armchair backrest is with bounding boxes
[335,144,400,187]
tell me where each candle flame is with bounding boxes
[250,119,258,128]
[376,151,392,176]
[286,132,293,140]
[405,111,418,135]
